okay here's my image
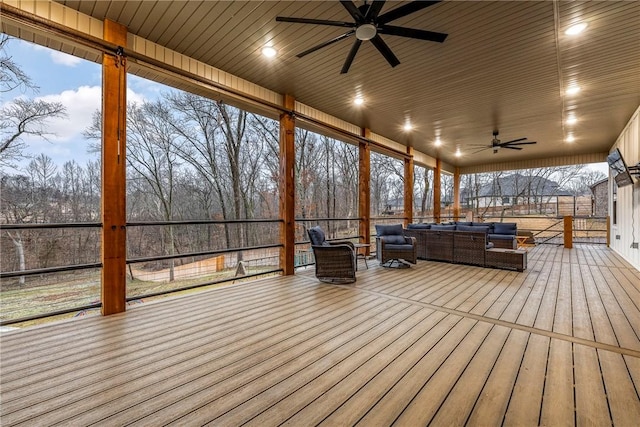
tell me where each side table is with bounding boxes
[353,243,370,270]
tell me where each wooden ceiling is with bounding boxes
[55,1,640,168]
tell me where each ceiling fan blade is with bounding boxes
[365,1,386,20]
[378,25,448,42]
[276,16,355,28]
[340,0,365,22]
[296,30,355,58]
[505,141,537,146]
[498,137,528,145]
[370,34,400,67]
[471,147,490,154]
[341,39,362,74]
[378,1,441,25]
[503,146,524,150]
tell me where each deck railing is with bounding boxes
[0,219,282,325]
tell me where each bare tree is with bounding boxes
[0,36,67,168]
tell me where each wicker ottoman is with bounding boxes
[485,248,527,271]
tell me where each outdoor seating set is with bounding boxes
[306,221,526,284]
[307,224,419,284]
[403,221,527,271]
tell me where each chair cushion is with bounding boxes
[381,235,406,244]
[384,244,414,250]
[406,223,431,229]
[457,225,490,233]
[376,224,404,236]
[493,222,517,235]
[431,224,456,231]
[308,226,328,246]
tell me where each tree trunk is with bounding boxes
[7,231,26,286]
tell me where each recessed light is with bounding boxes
[566,134,575,143]
[434,137,442,147]
[566,115,578,125]
[455,148,461,157]
[262,46,277,58]
[403,122,413,131]
[566,85,581,95]
[565,22,587,35]
[354,96,364,106]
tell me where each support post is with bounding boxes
[434,158,442,223]
[453,166,461,221]
[101,20,127,316]
[564,215,573,249]
[606,215,610,247]
[359,129,371,255]
[279,95,296,275]
[404,147,414,227]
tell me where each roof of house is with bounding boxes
[469,173,573,198]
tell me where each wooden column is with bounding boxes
[564,215,573,249]
[101,19,127,315]
[404,147,414,226]
[279,95,296,275]
[453,166,461,221]
[359,129,371,255]
[433,158,442,223]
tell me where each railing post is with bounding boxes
[564,215,573,249]
[101,19,127,315]
[360,128,371,256]
[404,146,414,227]
[279,95,296,275]
[453,166,461,221]
[434,158,442,223]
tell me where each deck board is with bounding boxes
[1,244,639,426]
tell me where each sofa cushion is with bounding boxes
[407,223,431,229]
[454,221,472,226]
[493,222,517,235]
[456,225,490,233]
[488,233,514,241]
[430,224,456,231]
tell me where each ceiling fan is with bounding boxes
[473,130,537,154]
[276,0,448,74]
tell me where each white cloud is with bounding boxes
[32,44,82,67]
[38,85,102,141]
[50,50,83,67]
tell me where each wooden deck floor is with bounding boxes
[1,244,639,426]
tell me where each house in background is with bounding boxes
[462,173,572,214]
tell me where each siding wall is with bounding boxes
[609,106,640,270]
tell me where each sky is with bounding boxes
[1,38,151,173]
[1,37,609,177]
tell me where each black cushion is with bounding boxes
[431,224,456,231]
[384,244,414,250]
[456,225,490,233]
[376,223,404,236]
[407,223,431,229]
[308,226,328,246]
[455,221,473,226]
[488,233,514,240]
[493,222,517,235]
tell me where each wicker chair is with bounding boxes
[375,224,417,267]
[307,226,356,284]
